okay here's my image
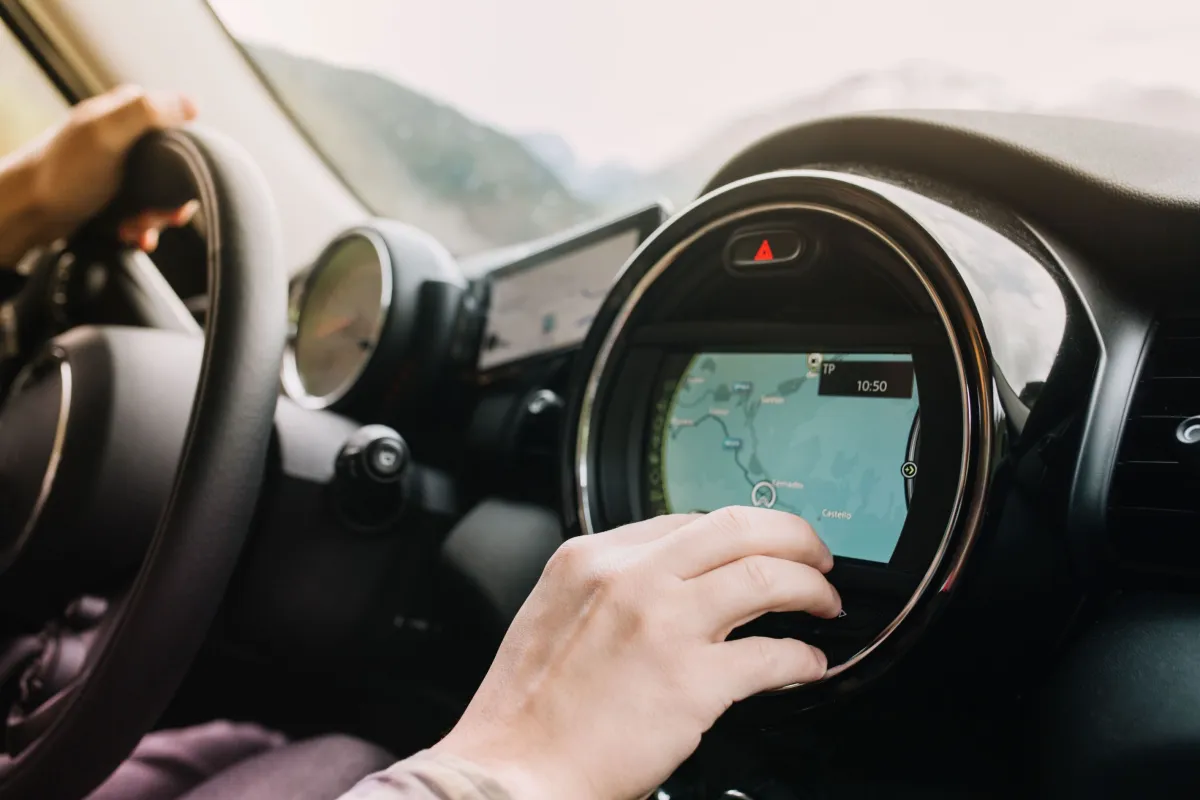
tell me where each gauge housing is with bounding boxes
[283,221,466,420]
[284,228,393,409]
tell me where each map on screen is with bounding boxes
[657,352,920,563]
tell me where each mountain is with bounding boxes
[244,45,594,254]
[650,60,1200,204]
[519,132,645,207]
[518,133,578,183]
[649,61,1035,204]
[519,61,1044,208]
[1059,83,1200,131]
[241,47,1200,251]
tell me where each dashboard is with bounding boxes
[255,110,1200,795]
[478,226,641,370]
[278,159,1063,691]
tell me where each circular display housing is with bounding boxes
[564,169,1003,705]
[284,230,393,409]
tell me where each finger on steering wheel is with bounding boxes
[117,200,199,252]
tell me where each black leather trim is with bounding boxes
[702,111,1200,303]
[1040,593,1200,797]
[0,127,286,799]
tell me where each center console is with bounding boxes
[449,163,1085,795]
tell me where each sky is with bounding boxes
[208,0,1200,170]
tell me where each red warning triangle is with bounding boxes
[753,239,774,261]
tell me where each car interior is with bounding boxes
[2,1,1200,798]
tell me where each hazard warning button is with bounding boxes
[726,229,803,269]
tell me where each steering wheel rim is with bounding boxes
[0,127,286,799]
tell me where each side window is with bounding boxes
[0,22,69,158]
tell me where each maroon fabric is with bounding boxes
[85,721,287,800]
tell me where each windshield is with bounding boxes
[208,0,1200,256]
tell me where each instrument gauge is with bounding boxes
[283,230,392,409]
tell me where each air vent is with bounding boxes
[1109,318,1200,568]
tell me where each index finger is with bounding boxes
[646,506,832,579]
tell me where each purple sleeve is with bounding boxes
[338,750,513,800]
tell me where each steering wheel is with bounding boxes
[0,127,285,798]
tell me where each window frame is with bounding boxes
[0,1,89,104]
[197,2,381,228]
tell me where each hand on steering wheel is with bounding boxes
[0,120,286,799]
[0,85,198,266]
[433,506,840,800]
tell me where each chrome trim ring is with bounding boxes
[904,415,921,506]
[2,350,72,571]
[282,227,394,410]
[574,175,990,688]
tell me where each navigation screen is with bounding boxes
[479,230,640,370]
[649,352,920,564]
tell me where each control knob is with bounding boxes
[334,424,410,530]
